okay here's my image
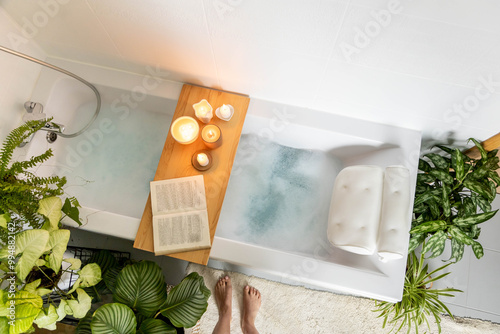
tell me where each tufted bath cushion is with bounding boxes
[327,165,384,255]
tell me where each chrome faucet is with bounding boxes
[19,101,65,146]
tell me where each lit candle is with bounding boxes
[170,116,199,144]
[220,104,231,118]
[201,124,222,149]
[197,153,209,166]
[216,104,234,121]
[193,99,213,124]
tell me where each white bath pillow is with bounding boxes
[327,165,384,255]
[377,166,411,262]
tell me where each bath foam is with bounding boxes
[217,134,343,256]
[327,165,384,255]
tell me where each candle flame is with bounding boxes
[207,130,215,139]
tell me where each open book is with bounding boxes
[151,175,211,255]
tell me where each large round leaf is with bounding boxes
[90,303,136,334]
[137,319,176,334]
[160,272,210,328]
[114,261,167,317]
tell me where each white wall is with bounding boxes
[0,7,45,140]
[1,0,499,145]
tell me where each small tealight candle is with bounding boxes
[201,124,222,149]
[170,116,199,144]
[197,153,209,167]
[215,104,234,121]
[193,99,213,124]
[220,104,231,118]
[191,150,213,171]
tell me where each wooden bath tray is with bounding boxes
[133,84,250,265]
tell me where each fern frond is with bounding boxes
[8,148,54,175]
[0,119,49,174]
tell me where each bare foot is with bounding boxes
[241,285,261,334]
[212,276,232,334]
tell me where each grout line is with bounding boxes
[83,0,128,65]
[312,0,352,106]
[200,0,221,89]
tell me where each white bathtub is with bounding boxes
[22,61,421,302]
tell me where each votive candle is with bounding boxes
[201,124,222,149]
[193,99,213,124]
[170,116,199,144]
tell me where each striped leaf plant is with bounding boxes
[76,260,210,334]
[410,138,499,262]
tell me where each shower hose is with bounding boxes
[0,45,101,138]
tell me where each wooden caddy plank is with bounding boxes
[133,84,250,265]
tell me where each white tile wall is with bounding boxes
[0,7,45,139]
[1,0,500,325]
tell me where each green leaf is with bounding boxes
[487,170,500,187]
[472,241,484,259]
[424,153,450,169]
[0,213,10,229]
[46,229,70,274]
[160,272,210,328]
[464,179,495,201]
[422,230,447,258]
[69,263,102,294]
[137,319,176,334]
[15,229,50,281]
[434,144,454,155]
[449,226,474,245]
[34,304,58,330]
[409,220,447,234]
[408,234,425,253]
[62,197,81,225]
[462,197,476,217]
[413,191,435,206]
[429,169,454,184]
[418,159,432,172]
[468,138,487,160]
[451,148,466,180]
[453,210,498,227]
[9,303,40,334]
[442,185,451,217]
[417,173,435,184]
[64,258,82,270]
[449,239,465,262]
[114,261,167,317]
[66,289,92,319]
[90,303,137,334]
[38,197,62,231]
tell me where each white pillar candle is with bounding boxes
[193,99,213,124]
[197,153,209,166]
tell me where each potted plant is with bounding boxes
[75,260,210,334]
[0,196,101,333]
[0,119,80,237]
[373,250,462,334]
[0,121,100,332]
[409,138,499,262]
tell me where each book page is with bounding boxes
[153,210,211,255]
[150,175,206,215]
